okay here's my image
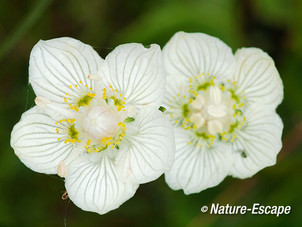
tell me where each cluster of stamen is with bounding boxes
[168,73,246,148]
[64,81,96,111]
[55,118,81,144]
[102,85,126,112]
[56,79,131,154]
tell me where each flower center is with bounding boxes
[56,79,130,153]
[168,73,246,147]
[81,105,119,141]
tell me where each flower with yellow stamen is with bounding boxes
[11,37,174,214]
[163,32,283,194]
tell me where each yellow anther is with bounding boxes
[210,79,215,86]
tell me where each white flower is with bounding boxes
[163,32,283,194]
[11,38,175,214]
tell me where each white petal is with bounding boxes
[98,43,165,108]
[233,48,283,108]
[164,74,189,106]
[10,106,78,174]
[229,104,283,179]
[29,37,103,106]
[65,153,138,214]
[163,74,191,123]
[165,127,233,194]
[163,31,236,81]
[115,106,175,184]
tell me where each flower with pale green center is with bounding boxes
[10,38,175,214]
[163,32,283,194]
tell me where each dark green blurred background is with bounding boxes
[0,0,301,226]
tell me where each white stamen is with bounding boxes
[35,96,51,108]
[190,112,205,128]
[127,105,136,118]
[57,160,67,178]
[207,119,223,135]
[209,86,222,104]
[191,95,205,110]
[88,74,101,81]
[207,104,227,118]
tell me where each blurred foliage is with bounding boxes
[0,0,302,226]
